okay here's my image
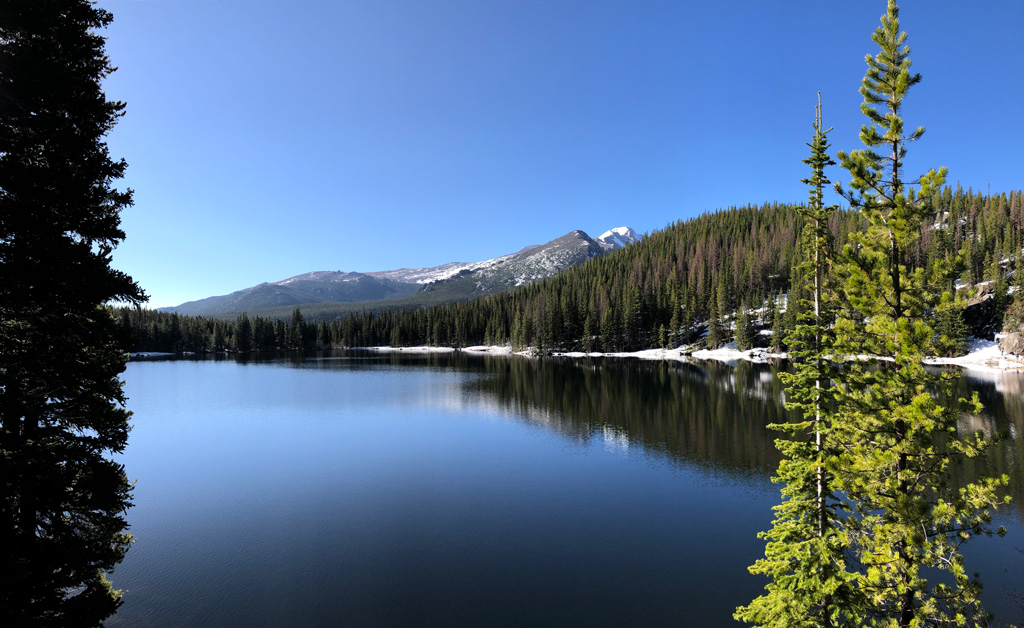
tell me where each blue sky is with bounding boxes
[98,0,1024,308]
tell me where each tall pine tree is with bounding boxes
[0,1,146,624]
[833,2,1006,625]
[737,95,856,628]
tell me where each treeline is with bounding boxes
[123,185,1023,354]
[118,307,330,353]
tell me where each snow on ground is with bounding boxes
[463,345,518,356]
[457,336,1024,372]
[148,336,1024,372]
[689,343,783,364]
[597,337,1024,371]
[925,336,1024,371]
[367,344,535,357]
[551,343,786,364]
[364,346,456,354]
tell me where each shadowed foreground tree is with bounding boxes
[0,1,145,626]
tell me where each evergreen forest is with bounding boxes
[122,184,1024,356]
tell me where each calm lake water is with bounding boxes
[110,351,1024,627]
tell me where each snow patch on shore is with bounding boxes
[364,346,456,354]
[464,345,522,356]
[361,335,1024,372]
[550,343,786,364]
[925,336,1024,371]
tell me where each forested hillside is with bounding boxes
[122,185,1023,354]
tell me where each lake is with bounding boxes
[110,351,1024,627]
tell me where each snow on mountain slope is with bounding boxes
[275,270,367,285]
[164,271,421,316]
[419,229,622,298]
[486,230,604,287]
[366,226,636,284]
[596,226,640,251]
[364,253,518,284]
[162,226,637,315]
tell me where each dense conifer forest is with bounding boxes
[123,185,1022,355]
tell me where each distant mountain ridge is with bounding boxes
[163,227,639,316]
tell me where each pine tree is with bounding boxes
[288,307,306,350]
[600,307,619,352]
[389,322,401,347]
[581,313,595,352]
[932,292,968,357]
[737,95,856,628]
[669,293,683,348]
[770,293,786,353]
[0,1,146,624]
[781,281,801,353]
[274,319,287,349]
[317,319,330,349]
[623,284,644,350]
[735,300,756,351]
[706,298,727,350]
[832,2,1006,625]
[212,321,225,352]
[511,306,525,350]
[235,313,251,352]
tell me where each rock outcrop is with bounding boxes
[999,332,1024,356]
[964,286,998,340]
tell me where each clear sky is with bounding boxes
[97,0,1024,309]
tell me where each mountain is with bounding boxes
[418,230,617,300]
[165,272,421,316]
[361,254,521,285]
[596,226,639,251]
[162,226,639,317]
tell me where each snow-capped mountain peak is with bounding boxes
[163,225,640,316]
[596,226,639,251]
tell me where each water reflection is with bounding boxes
[131,350,1024,503]
[119,351,1024,626]
[461,356,1024,507]
[947,369,1024,516]
[463,356,790,476]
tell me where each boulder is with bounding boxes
[999,332,1024,356]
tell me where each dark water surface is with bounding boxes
[110,351,1024,627]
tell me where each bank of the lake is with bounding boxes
[353,335,1024,373]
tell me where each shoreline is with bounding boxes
[131,337,1024,373]
[365,336,1024,373]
